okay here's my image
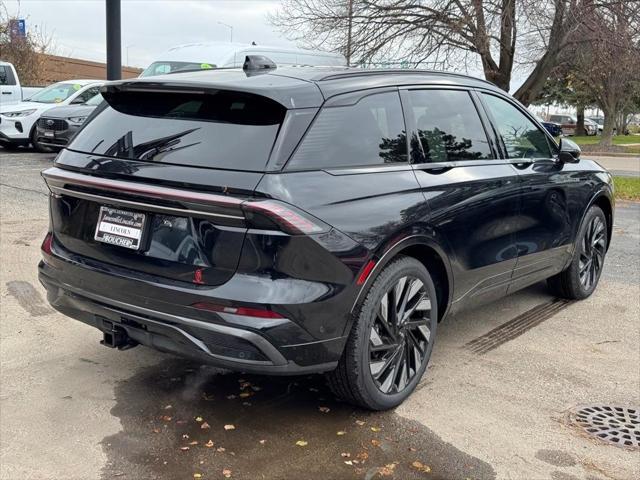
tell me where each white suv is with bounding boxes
[0,79,103,152]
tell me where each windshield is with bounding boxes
[140,61,217,77]
[27,82,84,104]
[85,93,104,106]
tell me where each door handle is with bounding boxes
[1,91,12,95]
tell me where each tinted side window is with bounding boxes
[0,65,16,86]
[288,91,407,169]
[78,87,101,102]
[482,94,552,159]
[408,89,492,162]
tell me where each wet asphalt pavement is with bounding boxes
[102,360,494,480]
[1,148,639,480]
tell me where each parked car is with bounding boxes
[38,64,614,410]
[584,118,599,136]
[0,79,103,151]
[588,116,605,133]
[0,60,43,106]
[548,114,596,136]
[34,92,104,150]
[535,114,562,137]
[140,41,346,77]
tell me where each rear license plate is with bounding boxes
[94,206,146,250]
[43,131,55,137]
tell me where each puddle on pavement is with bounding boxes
[102,357,495,480]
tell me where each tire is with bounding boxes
[30,128,53,153]
[547,205,608,300]
[327,256,438,410]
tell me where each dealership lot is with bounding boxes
[1,150,638,480]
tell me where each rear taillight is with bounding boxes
[241,200,329,235]
[41,232,53,255]
[191,302,284,319]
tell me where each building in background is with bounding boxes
[35,54,141,85]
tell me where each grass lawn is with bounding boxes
[571,135,640,154]
[614,176,640,201]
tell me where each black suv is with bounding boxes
[39,63,613,410]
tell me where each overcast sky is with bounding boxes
[5,0,293,67]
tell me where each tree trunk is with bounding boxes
[600,108,616,147]
[576,106,586,136]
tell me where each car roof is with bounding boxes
[57,79,104,85]
[104,66,503,109]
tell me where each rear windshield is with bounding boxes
[68,89,286,171]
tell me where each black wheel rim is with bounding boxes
[368,276,432,394]
[579,216,606,290]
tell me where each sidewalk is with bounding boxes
[587,155,640,177]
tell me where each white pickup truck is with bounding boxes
[0,61,44,105]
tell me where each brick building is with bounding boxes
[37,54,142,84]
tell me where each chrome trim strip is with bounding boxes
[42,167,244,206]
[49,186,245,221]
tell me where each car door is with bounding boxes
[0,64,20,105]
[403,87,521,310]
[478,92,579,293]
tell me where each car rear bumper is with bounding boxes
[38,240,348,375]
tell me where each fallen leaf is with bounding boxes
[259,439,266,445]
[205,440,215,448]
[336,430,347,436]
[239,392,253,398]
[164,405,173,410]
[224,424,235,431]
[193,474,202,479]
[216,447,226,452]
[152,428,161,434]
[295,440,308,447]
[222,468,232,478]
[180,446,190,451]
[408,447,416,452]
[182,434,190,439]
[344,460,353,466]
[160,416,172,422]
[356,452,369,462]
[341,452,351,458]
[189,441,198,446]
[355,420,365,426]
[240,382,251,389]
[370,426,381,432]
[371,439,381,447]
[411,461,431,473]
[318,406,330,413]
[195,416,203,422]
[378,463,396,476]
[201,422,211,430]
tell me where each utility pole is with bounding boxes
[106,0,122,80]
[346,0,353,66]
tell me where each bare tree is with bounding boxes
[0,1,52,85]
[269,1,634,105]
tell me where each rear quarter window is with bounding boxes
[68,89,286,171]
[287,91,407,170]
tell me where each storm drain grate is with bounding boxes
[569,405,640,449]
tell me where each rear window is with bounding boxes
[68,89,286,171]
[140,61,216,77]
[287,91,407,169]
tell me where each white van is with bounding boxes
[141,42,346,77]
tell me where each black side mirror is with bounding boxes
[558,138,580,163]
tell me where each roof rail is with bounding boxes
[316,68,495,87]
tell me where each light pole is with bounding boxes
[218,22,233,43]
[126,44,135,66]
[106,0,121,80]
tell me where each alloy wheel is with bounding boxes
[579,216,606,290]
[368,276,432,394]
